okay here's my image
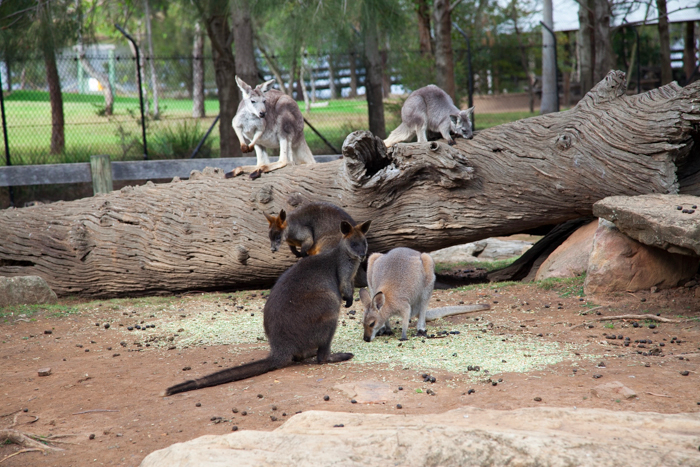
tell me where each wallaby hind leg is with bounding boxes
[397,302,412,341]
[249,138,291,178]
[228,146,271,178]
[415,253,436,336]
[317,343,353,363]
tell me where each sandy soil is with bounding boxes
[1,277,698,466]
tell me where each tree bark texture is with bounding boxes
[415,0,433,56]
[432,0,456,99]
[38,2,64,156]
[144,0,160,119]
[1,72,698,298]
[192,22,205,118]
[205,7,242,158]
[577,0,594,95]
[684,21,695,82]
[657,0,673,85]
[363,14,386,138]
[232,0,258,87]
[593,0,614,83]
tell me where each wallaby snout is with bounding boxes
[259,111,266,118]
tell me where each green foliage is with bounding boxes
[151,120,212,159]
[0,303,79,320]
[536,276,585,298]
[434,257,519,275]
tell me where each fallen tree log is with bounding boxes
[1,71,699,297]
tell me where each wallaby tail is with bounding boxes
[425,304,490,322]
[163,357,279,396]
[383,122,413,147]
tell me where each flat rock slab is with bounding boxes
[140,407,700,467]
[0,275,57,307]
[593,194,700,256]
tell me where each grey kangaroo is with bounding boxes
[361,247,489,342]
[164,219,371,396]
[384,85,474,147]
[227,76,315,179]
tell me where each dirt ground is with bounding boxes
[1,276,699,466]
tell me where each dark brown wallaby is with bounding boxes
[264,202,356,257]
[164,219,372,396]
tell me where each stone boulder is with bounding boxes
[431,238,533,264]
[593,194,700,257]
[535,220,597,280]
[0,275,57,307]
[584,219,699,294]
[140,407,700,467]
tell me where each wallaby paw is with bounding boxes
[399,337,408,342]
[447,140,456,146]
[224,171,235,179]
[231,167,244,177]
[240,143,255,153]
[416,329,428,338]
[249,168,263,180]
[343,298,353,308]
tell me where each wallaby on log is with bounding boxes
[227,76,315,179]
[264,201,369,287]
[361,247,489,342]
[164,219,372,396]
[384,84,474,147]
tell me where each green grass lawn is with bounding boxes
[1,90,534,166]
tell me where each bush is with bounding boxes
[151,121,212,159]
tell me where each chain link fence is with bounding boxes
[1,43,555,167]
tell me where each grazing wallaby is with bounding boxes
[227,76,315,179]
[264,202,357,257]
[384,85,474,147]
[361,247,489,342]
[164,219,372,396]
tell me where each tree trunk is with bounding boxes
[593,0,614,83]
[415,0,433,56]
[684,21,695,83]
[77,44,115,116]
[232,0,258,87]
[192,21,205,118]
[578,0,594,95]
[328,54,338,99]
[433,0,456,99]
[541,0,557,113]
[144,0,160,119]
[363,13,386,139]
[38,2,64,155]
[657,0,673,85]
[349,50,358,98]
[1,72,698,297]
[205,9,242,158]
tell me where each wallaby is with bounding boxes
[361,247,489,342]
[164,219,372,396]
[264,202,357,257]
[384,85,474,147]
[264,201,369,287]
[226,76,315,179]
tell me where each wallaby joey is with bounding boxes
[264,202,356,257]
[164,219,371,396]
[361,247,489,342]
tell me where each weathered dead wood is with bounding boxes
[0,71,699,297]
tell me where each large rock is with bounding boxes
[593,194,700,256]
[431,238,532,263]
[535,220,598,280]
[0,275,57,307]
[584,219,699,294]
[140,407,700,467]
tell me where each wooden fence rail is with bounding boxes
[0,155,340,192]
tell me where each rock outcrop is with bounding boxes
[0,276,57,307]
[535,220,598,280]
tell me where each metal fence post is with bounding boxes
[116,24,149,160]
[0,66,14,206]
[90,155,113,195]
[453,23,475,131]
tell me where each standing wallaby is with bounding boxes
[227,76,315,179]
[384,85,474,147]
[164,219,372,396]
[361,247,489,342]
[264,202,356,257]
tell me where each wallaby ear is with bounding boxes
[235,75,252,98]
[257,79,275,93]
[372,292,385,310]
[449,114,460,125]
[356,220,372,235]
[340,220,353,236]
[263,212,277,226]
[465,106,475,117]
[279,209,286,223]
[359,288,371,307]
